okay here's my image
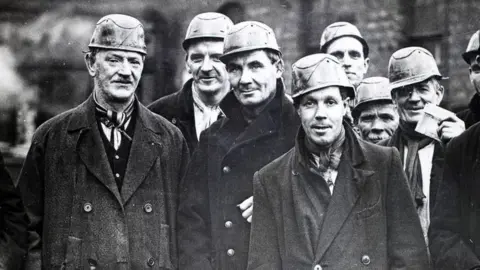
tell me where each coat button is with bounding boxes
[147,257,155,267]
[115,173,120,178]
[227,249,235,256]
[223,166,231,174]
[225,221,233,228]
[171,118,177,124]
[144,203,153,213]
[115,155,120,160]
[361,255,371,265]
[83,203,92,213]
[313,265,322,270]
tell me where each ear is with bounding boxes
[364,57,370,73]
[434,84,445,105]
[84,53,96,77]
[342,97,350,116]
[274,59,284,79]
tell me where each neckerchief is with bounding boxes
[93,93,134,149]
[393,121,433,207]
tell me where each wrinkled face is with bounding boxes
[392,79,444,125]
[468,54,480,94]
[326,37,369,88]
[88,49,144,103]
[226,50,281,109]
[186,40,229,95]
[297,87,348,147]
[356,102,399,144]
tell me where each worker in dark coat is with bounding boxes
[247,53,429,270]
[148,13,233,153]
[458,30,480,128]
[177,21,300,270]
[429,121,480,269]
[380,47,464,247]
[17,14,189,269]
[0,150,27,269]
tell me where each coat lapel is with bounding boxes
[72,97,124,207]
[121,103,163,205]
[314,125,375,261]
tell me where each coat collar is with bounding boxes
[292,122,375,260]
[68,95,166,207]
[176,78,195,121]
[218,79,290,148]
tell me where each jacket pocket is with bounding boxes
[157,224,174,269]
[64,236,82,270]
[355,194,381,220]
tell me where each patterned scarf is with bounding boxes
[393,121,433,207]
[93,93,134,149]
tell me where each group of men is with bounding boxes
[1,10,480,270]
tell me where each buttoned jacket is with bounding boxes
[18,95,189,270]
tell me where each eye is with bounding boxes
[251,62,263,69]
[108,58,119,63]
[227,65,241,73]
[211,55,221,62]
[471,65,480,73]
[349,51,361,59]
[325,98,338,106]
[301,99,315,107]
[331,52,344,60]
[380,114,394,121]
[360,115,374,122]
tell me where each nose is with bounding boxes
[342,53,352,67]
[118,61,132,77]
[408,88,421,101]
[314,104,327,119]
[239,68,253,85]
[200,57,213,72]
[370,118,384,133]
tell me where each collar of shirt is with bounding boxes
[310,153,339,195]
[192,83,223,139]
[100,117,132,150]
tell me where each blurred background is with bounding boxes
[0,0,477,177]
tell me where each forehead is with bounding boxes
[227,50,271,65]
[359,102,396,115]
[187,39,224,54]
[301,86,342,100]
[326,37,364,54]
[99,49,143,59]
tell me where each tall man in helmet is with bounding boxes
[458,30,480,128]
[247,53,428,270]
[380,47,465,246]
[17,14,189,269]
[352,77,399,144]
[148,13,233,153]
[177,21,300,270]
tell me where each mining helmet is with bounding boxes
[220,21,281,62]
[353,77,392,118]
[291,53,354,99]
[182,12,233,51]
[88,14,146,55]
[462,30,480,64]
[388,46,446,91]
[319,21,369,57]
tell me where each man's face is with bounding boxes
[297,87,348,147]
[392,79,444,125]
[468,54,480,94]
[326,37,369,87]
[226,50,281,109]
[186,40,229,95]
[356,102,399,144]
[89,49,144,103]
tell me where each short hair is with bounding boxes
[293,86,350,108]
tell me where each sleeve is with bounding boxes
[247,171,281,270]
[429,140,480,269]
[176,133,213,270]
[0,151,28,270]
[386,147,430,269]
[16,136,46,270]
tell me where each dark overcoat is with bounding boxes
[177,80,300,270]
[248,124,430,270]
[429,121,480,269]
[148,79,198,154]
[17,96,190,270]
[0,150,27,269]
[457,93,480,129]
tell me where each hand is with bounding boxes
[437,115,465,142]
[238,196,253,223]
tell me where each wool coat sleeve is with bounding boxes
[429,139,480,270]
[16,131,46,270]
[247,171,281,270]
[386,147,430,269]
[0,151,28,270]
[177,132,213,270]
